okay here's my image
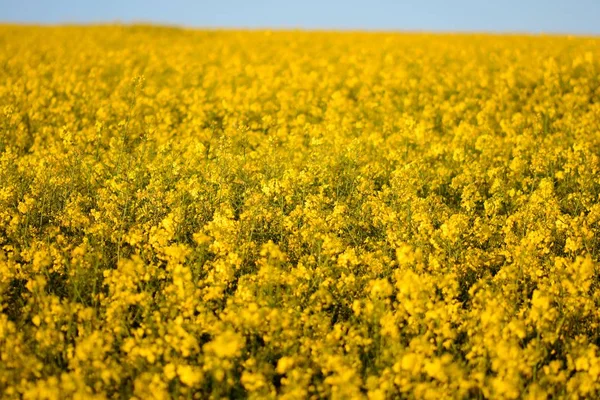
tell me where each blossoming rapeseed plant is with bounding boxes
[1,25,600,399]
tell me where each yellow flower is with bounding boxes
[204,330,244,359]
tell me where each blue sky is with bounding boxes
[1,0,599,35]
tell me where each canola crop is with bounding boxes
[1,25,600,399]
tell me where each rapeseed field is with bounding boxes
[1,25,600,399]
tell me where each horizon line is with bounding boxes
[1,21,599,38]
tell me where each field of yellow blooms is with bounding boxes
[1,25,600,399]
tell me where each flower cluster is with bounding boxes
[1,25,600,399]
